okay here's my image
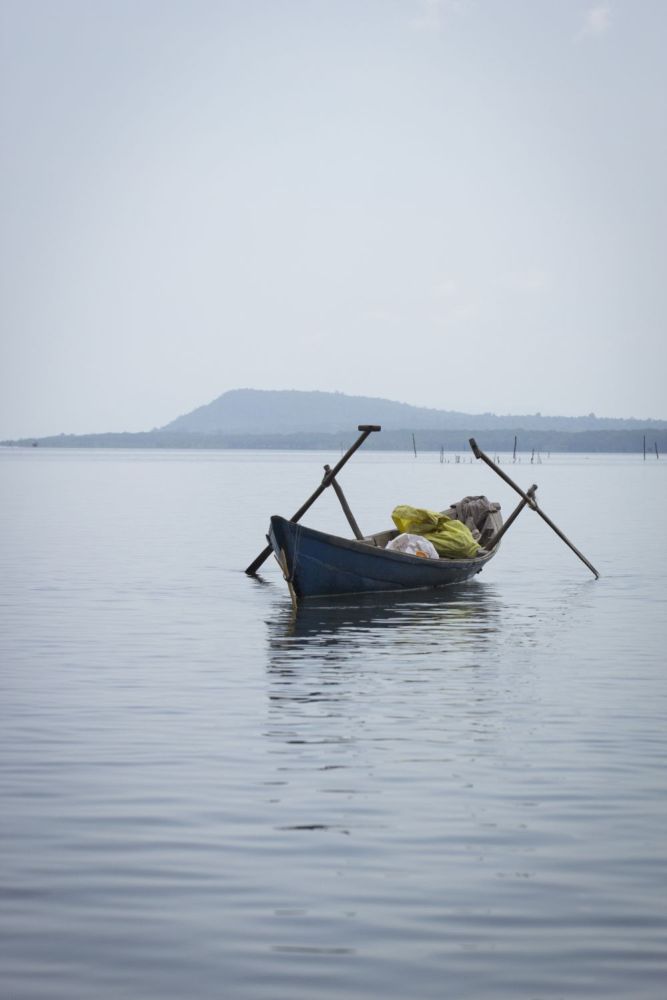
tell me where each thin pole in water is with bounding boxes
[644,435,646,460]
[412,433,417,458]
[513,436,517,462]
[655,442,660,459]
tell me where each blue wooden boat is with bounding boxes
[268,509,503,603]
[246,430,599,601]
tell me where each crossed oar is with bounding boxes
[245,428,600,580]
[469,438,600,579]
[245,425,380,576]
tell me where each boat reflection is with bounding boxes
[262,587,511,775]
[271,582,499,637]
[265,582,503,687]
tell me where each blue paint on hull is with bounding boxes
[268,516,499,601]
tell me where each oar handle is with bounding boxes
[245,424,381,575]
[469,438,600,579]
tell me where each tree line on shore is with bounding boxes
[5,427,665,454]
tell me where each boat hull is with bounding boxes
[268,515,500,602]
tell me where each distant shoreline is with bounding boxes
[3,428,665,454]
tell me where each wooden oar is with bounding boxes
[484,484,538,551]
[245,424,381,575]
[469,438,600,579]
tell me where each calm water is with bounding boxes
[1,447,666,1000]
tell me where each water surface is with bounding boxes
[1,448,666,999]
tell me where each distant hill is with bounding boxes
[3,389,666,452]
[162,389,667,435]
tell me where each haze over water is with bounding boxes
[1,447,666,999]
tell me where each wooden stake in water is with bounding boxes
[412,433,417,458]
[513,436,517,462]
[656,442,660,459]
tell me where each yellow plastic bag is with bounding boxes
[391,505,480,559]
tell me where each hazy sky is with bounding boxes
[1,0,665,437]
